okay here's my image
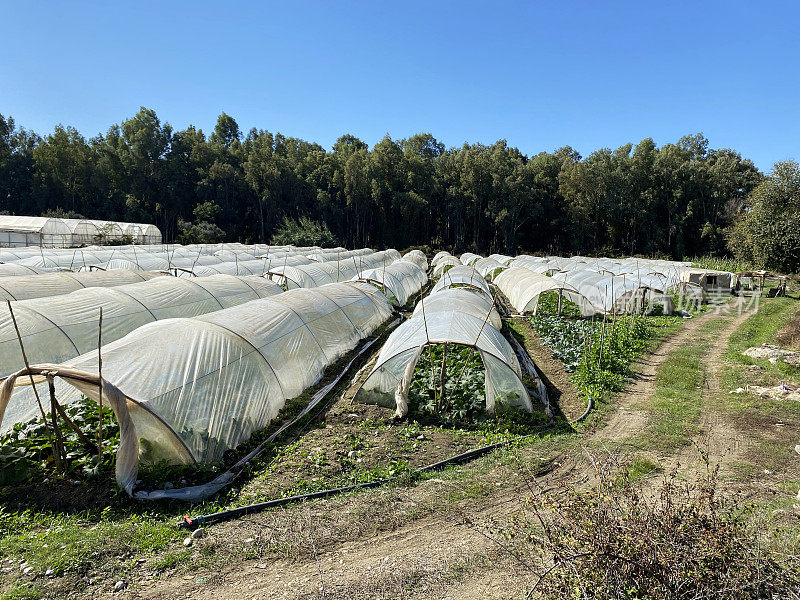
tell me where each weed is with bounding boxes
[503,457,799,599]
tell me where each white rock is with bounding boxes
[347,450,357,459]
[45,569,54,576]
[114,580,125,591]
[244,537,254,543]
[23,566,34,575]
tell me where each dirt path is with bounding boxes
[132,486,538,600]
[592,308,722,445]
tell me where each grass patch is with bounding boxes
[0,509,181,576]
[626,456,662,482]
[0,583,41,600]
[151,549,192,572]
[727,296,800,362]
[634,340,706,451]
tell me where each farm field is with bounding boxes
[0,247,798,599]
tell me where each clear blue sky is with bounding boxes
[1,1,797,171]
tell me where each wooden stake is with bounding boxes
[438,342,448,410]
[97,307,104,461]
[47,373,66,471]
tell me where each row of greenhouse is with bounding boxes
[0,246,728,499]
[0,216,162,247]
[432,251,734,316]
[0,243,377,274]
[0,247,549,497]
[0,247,436,495]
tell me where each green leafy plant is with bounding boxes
[0,397,119,484]
[408,344,487,423]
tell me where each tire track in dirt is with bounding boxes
[592,308,722,445]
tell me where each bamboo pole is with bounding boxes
[6,300,52,439]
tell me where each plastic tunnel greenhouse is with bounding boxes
[459,252,482,266]
[0,263,52,277]
[0,269,162,301]
[402,249,428,270]
[354,260,427,306]
[431,265,491,299]
[494,267,581,315]
[0,274,282,378]
[413,287,502,330]
[432,256,462,278]
[0,216,72,248]
[0,282,393,494]
[354,288,535,418]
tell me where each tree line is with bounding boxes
[0,107,770,261]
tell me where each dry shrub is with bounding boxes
[775,310,800,349]
[505,455,799,599]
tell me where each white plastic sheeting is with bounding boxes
[0,270,161,301]
[431,251,453,267]
[432,256,462,278]
[413,288,502,330]
[0,216,72,248]
[0,263,51,277]
[0,282,393,493]
[552,270,673,315]
[0,274,282,377]
[494,267,580,315]
[431,265,491,299]
[0,243,367,272]
[487,254,514,266]
[0,216,163,247]
[355,260,428,306]
[473,257,507,280]
[355,289,533,417]
[269,250,400,289]
[501,255,695,315]
[460,252,482,266]
[402,250,428,271]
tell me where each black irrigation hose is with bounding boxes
[177,396,595,530]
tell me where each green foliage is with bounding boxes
[177,217,225,244]
[536,290,582,317]
[0,110,765,256]
[532,312,681,402]
[0,397,119,484]
[729,160,800,273]
[270,215,337,247]
[687,254,754,274]
[0,582,41,600]
[409,344,487,423]
[531,314,596,371]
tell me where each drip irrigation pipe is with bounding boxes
[177,395,594,529]
[137,317,402,502]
